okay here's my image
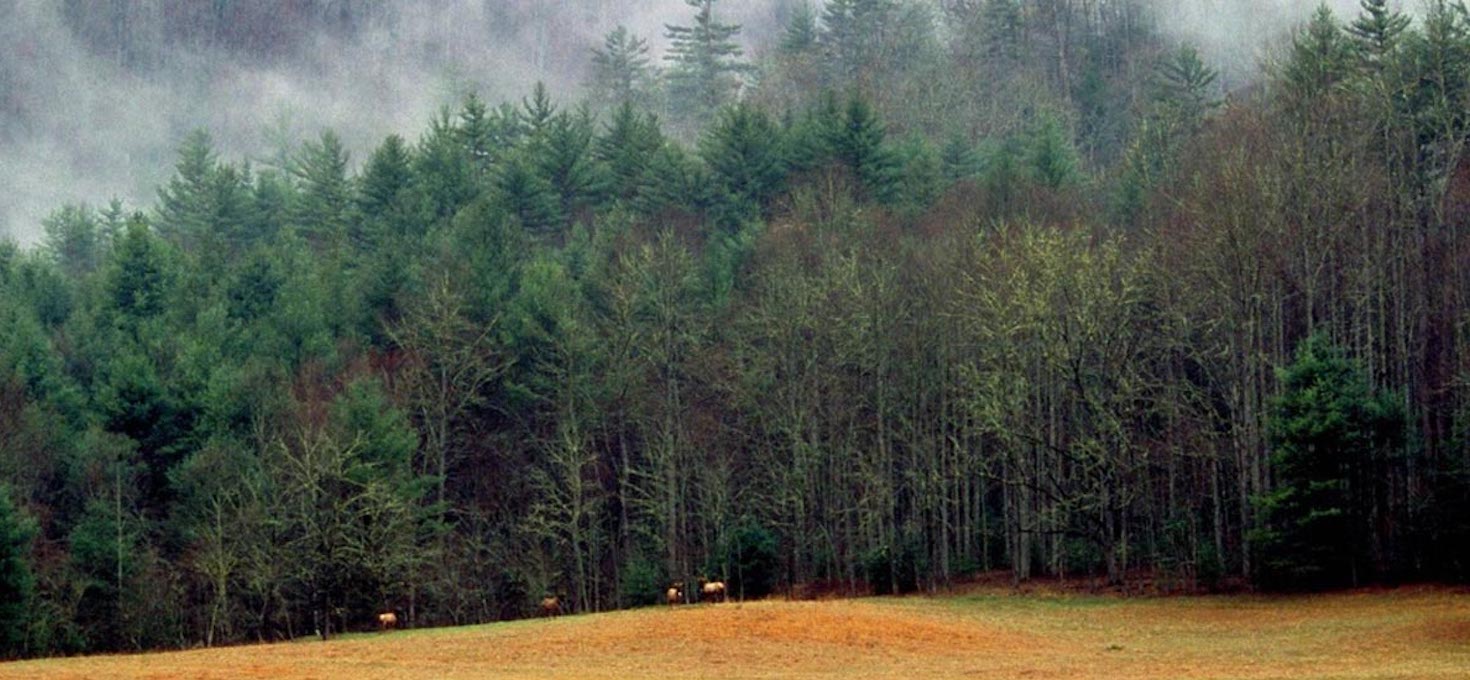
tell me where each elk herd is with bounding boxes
[375,577,731,633]
[666,578,728,606]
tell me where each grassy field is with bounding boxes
[3,586,1467,679]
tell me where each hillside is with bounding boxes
[2,588,1466,679]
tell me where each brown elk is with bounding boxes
[377,611,398,631]
[666,582,684,607]
[700,579,727,604]
[540,596,563,617]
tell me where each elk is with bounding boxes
[666,582,684,607]
[700,579,727,604]
[377,611,398,631]
[540,596,563,617]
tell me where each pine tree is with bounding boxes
[523,82,557,141]
[1284,5,1355,98]
[1348,0,1411,68]
[1254,335,1404,589]
[156,130,218,244]
[1153,44,1221,130]
[538,109,604,226]
[699,103,787,213]
[589,26,654,111]
[290,131,353,253]
[1028,114,1080,190]
[597,101,665,203]
[495,154,561,235]
[780,2,819,56]
[941,132,982,182]
[107,216,171,321]
[458,94,497,179]
[0,485,35,657]
[42,204,103,278]
[835,94,900,202]
[358,134,418,246]
[416,109,478,224]
[664,0,751,123]
[821,0,898,84]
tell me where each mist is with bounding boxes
[0,0,1396,245]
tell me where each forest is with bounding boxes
[1,0,1468,657]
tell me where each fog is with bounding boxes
[0,0,1399,244]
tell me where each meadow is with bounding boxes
[3,586,1466,679]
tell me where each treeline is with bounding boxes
[1,0,1468,658]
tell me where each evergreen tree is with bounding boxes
[834,94,900,202]
[821,0,898,84]
[458,94,497,179]
[415,109,478,223]
[107,217,171,322]
[539,109,604,227]
[1154,44,1221,131]
[156,130,218,244]
[495,154,562,235]
[358,134,417,245]
[589,26,654,111]
[781,2,819,55]
[42,204,103,278]
[1028,114,1080,190]
[700,103,787,216]
[0,485,35,657]
[1254,335,1404,589]
[597,102,665,203]
[523,82,558,141]
[1348,0,1412,68]
[290,131,353,253]
[941,132,982,183]
[664,0,751,123]
[1284,5,1355,98]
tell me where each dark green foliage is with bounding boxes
[941,133,982,182]
[1284,5,1356,98]
[597,102,665,204]
[290,131,353,252]
[1348,0,1411,66]
[1253,335,1404,590]
[107,218,172,322]
[0,486,36,657]
[358,135,417,241]
[834,94,901,202]
[700,103,787,221]
[1028,114,1080,189]
[720,519,778,599]
[495,154,562,235]
[538,109,604,227]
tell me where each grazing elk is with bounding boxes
[700,579,727,604]
[377,611,398,632]
[540,596,563,617]
[666,582,684,607]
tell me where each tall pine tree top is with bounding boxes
[590,26,654,111]
[664,0,751,123]
[1348,0,1411,65]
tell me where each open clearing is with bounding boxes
[3,586,1467,679]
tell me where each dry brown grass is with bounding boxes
[3,586,1467,679]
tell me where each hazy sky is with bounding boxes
[0,0,1393,245]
